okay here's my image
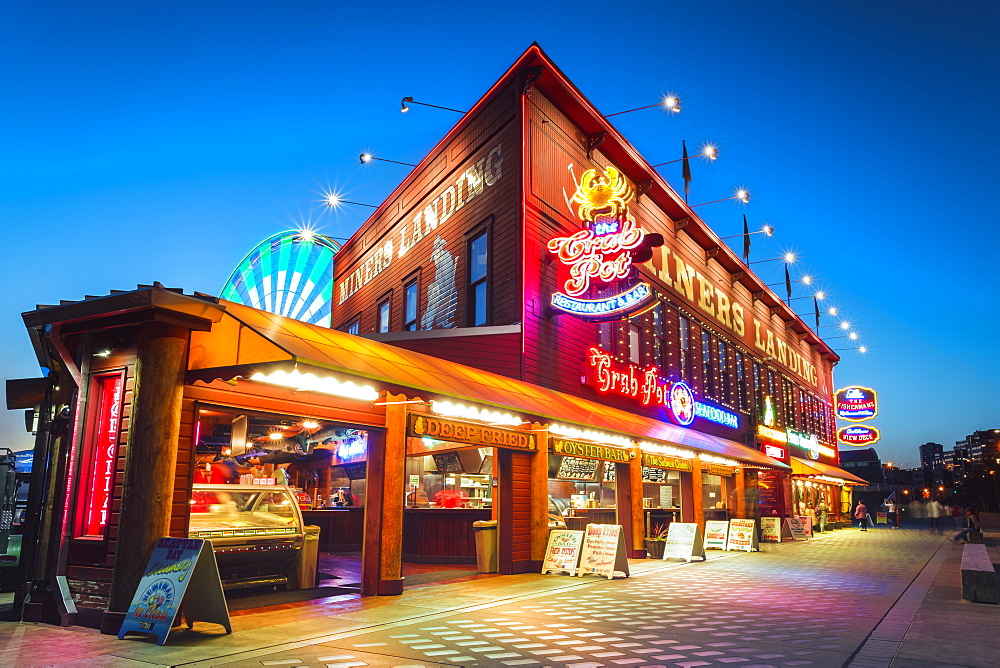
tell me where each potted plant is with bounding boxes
[644,523,669,559]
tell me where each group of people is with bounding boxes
[852,497,982,542]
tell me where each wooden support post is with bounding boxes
[106,322,188,619]
[613,460,638,557]
[735,468,747,518]
[680,470,695,523]
[627,450,644,556]
[529,425,549,564]
[692,458,705,529]
[362,392,405,596]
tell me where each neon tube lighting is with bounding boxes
[249,369,379,401]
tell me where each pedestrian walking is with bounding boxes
[817,500,829,533]
[927,498,944,532]
[952,506,981,543]
[884,498,899,528]
[855,500,868,531]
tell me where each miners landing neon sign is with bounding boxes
[548,166,661,321]
[586,348,738,428]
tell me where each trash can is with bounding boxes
[288,525,321,589]
[472,520,498,573]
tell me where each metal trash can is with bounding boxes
[472,520,498,573]
[288,525,321,589]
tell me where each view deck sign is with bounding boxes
[835,386,878,421]
[838,424,881,446]
[118,537,230,645]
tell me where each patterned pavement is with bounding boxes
[206,529,950,668]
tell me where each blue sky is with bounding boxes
[2,1,996,468]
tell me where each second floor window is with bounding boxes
[468,231,488,326]
[679,315,690,380]
[377,298,391,333]
[404,280,419,331]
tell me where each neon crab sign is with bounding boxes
[547,166,662,321]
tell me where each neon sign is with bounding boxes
[758,425,836,458]
[552,283,651,319]
[835,386,878,422]
[85,373,123,536]
[838,424,880,446]
[587,347,668,406]
[585,350,738,428]
[548,165,660,321]
[764,444,786,459]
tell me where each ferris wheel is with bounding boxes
[221,230,341,327]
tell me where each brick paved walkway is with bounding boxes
[3,528,998,667]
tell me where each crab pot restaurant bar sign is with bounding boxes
[547,167,663,321]
[835,386,878,422]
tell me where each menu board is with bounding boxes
[797,515,814,538]
[342,462,367,480]
[541,530,584,575]
[757,470,782,517]
[432,452,464,474]
[659,486,674,508]
[603,464,616,483]
[876,512,888,525]
[783,516,808,541]
[118,538,231,645]
[726,519,758,552]
[662,522,706,562]
[760,517,782,542]
[642,466,667,483]
[576,524,630,579]
[554,456,600,481]
[704,520,730,550]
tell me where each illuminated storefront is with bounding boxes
[13,44,852,629]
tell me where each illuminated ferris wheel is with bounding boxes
[221,230,341,327]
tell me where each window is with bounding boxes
[377,296,391,333]
[341,318,359,335]
[652,302,665,369]
[629,322,641,364]
[467,230,489,326]
[701,331,715,396]
[717,340,728,404]
[679,315,690,380]
[598,322,612,350]
[735,351,746,411]
[404,280,419,331]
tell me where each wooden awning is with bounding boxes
[187,301,789,470]
[791,456,868,484]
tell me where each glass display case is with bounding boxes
[189,484,305,589]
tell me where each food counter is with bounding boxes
[562,507,617,532]
[402,508,491,563]
[189,484,305,589]
[301,508,364,552]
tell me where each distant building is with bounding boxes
[919,442,943,469]
[956,429,1000,466]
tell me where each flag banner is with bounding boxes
[742,214,751,262]
[682,140,691,200]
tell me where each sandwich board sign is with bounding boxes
[726,518,758,552]
[118,537,231,645]
[782,516,808,541]
[760,517,782,542]
[576,524,630,579]
[662,522,706,562]
[704,520,729,550]
[541,530,584,575]
[797,516,814,538]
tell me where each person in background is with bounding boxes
[927,498,944,532]
[952,506,981,543]
[884,497,899,529]
[817,499,829,533]
[855,500,869,531]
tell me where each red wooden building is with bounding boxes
[8,44,863,630]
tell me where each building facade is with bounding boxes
[8,45,863,630]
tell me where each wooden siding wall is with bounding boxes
[333,79,523,343]
[522,91,838,456]
[376,332,523,379]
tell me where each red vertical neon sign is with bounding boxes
[85,374,123,536]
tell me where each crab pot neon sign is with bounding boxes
[584,350,738,428]
[548,166,662,321]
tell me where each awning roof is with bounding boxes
[791,457,868,484]
[188,301,788,470]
